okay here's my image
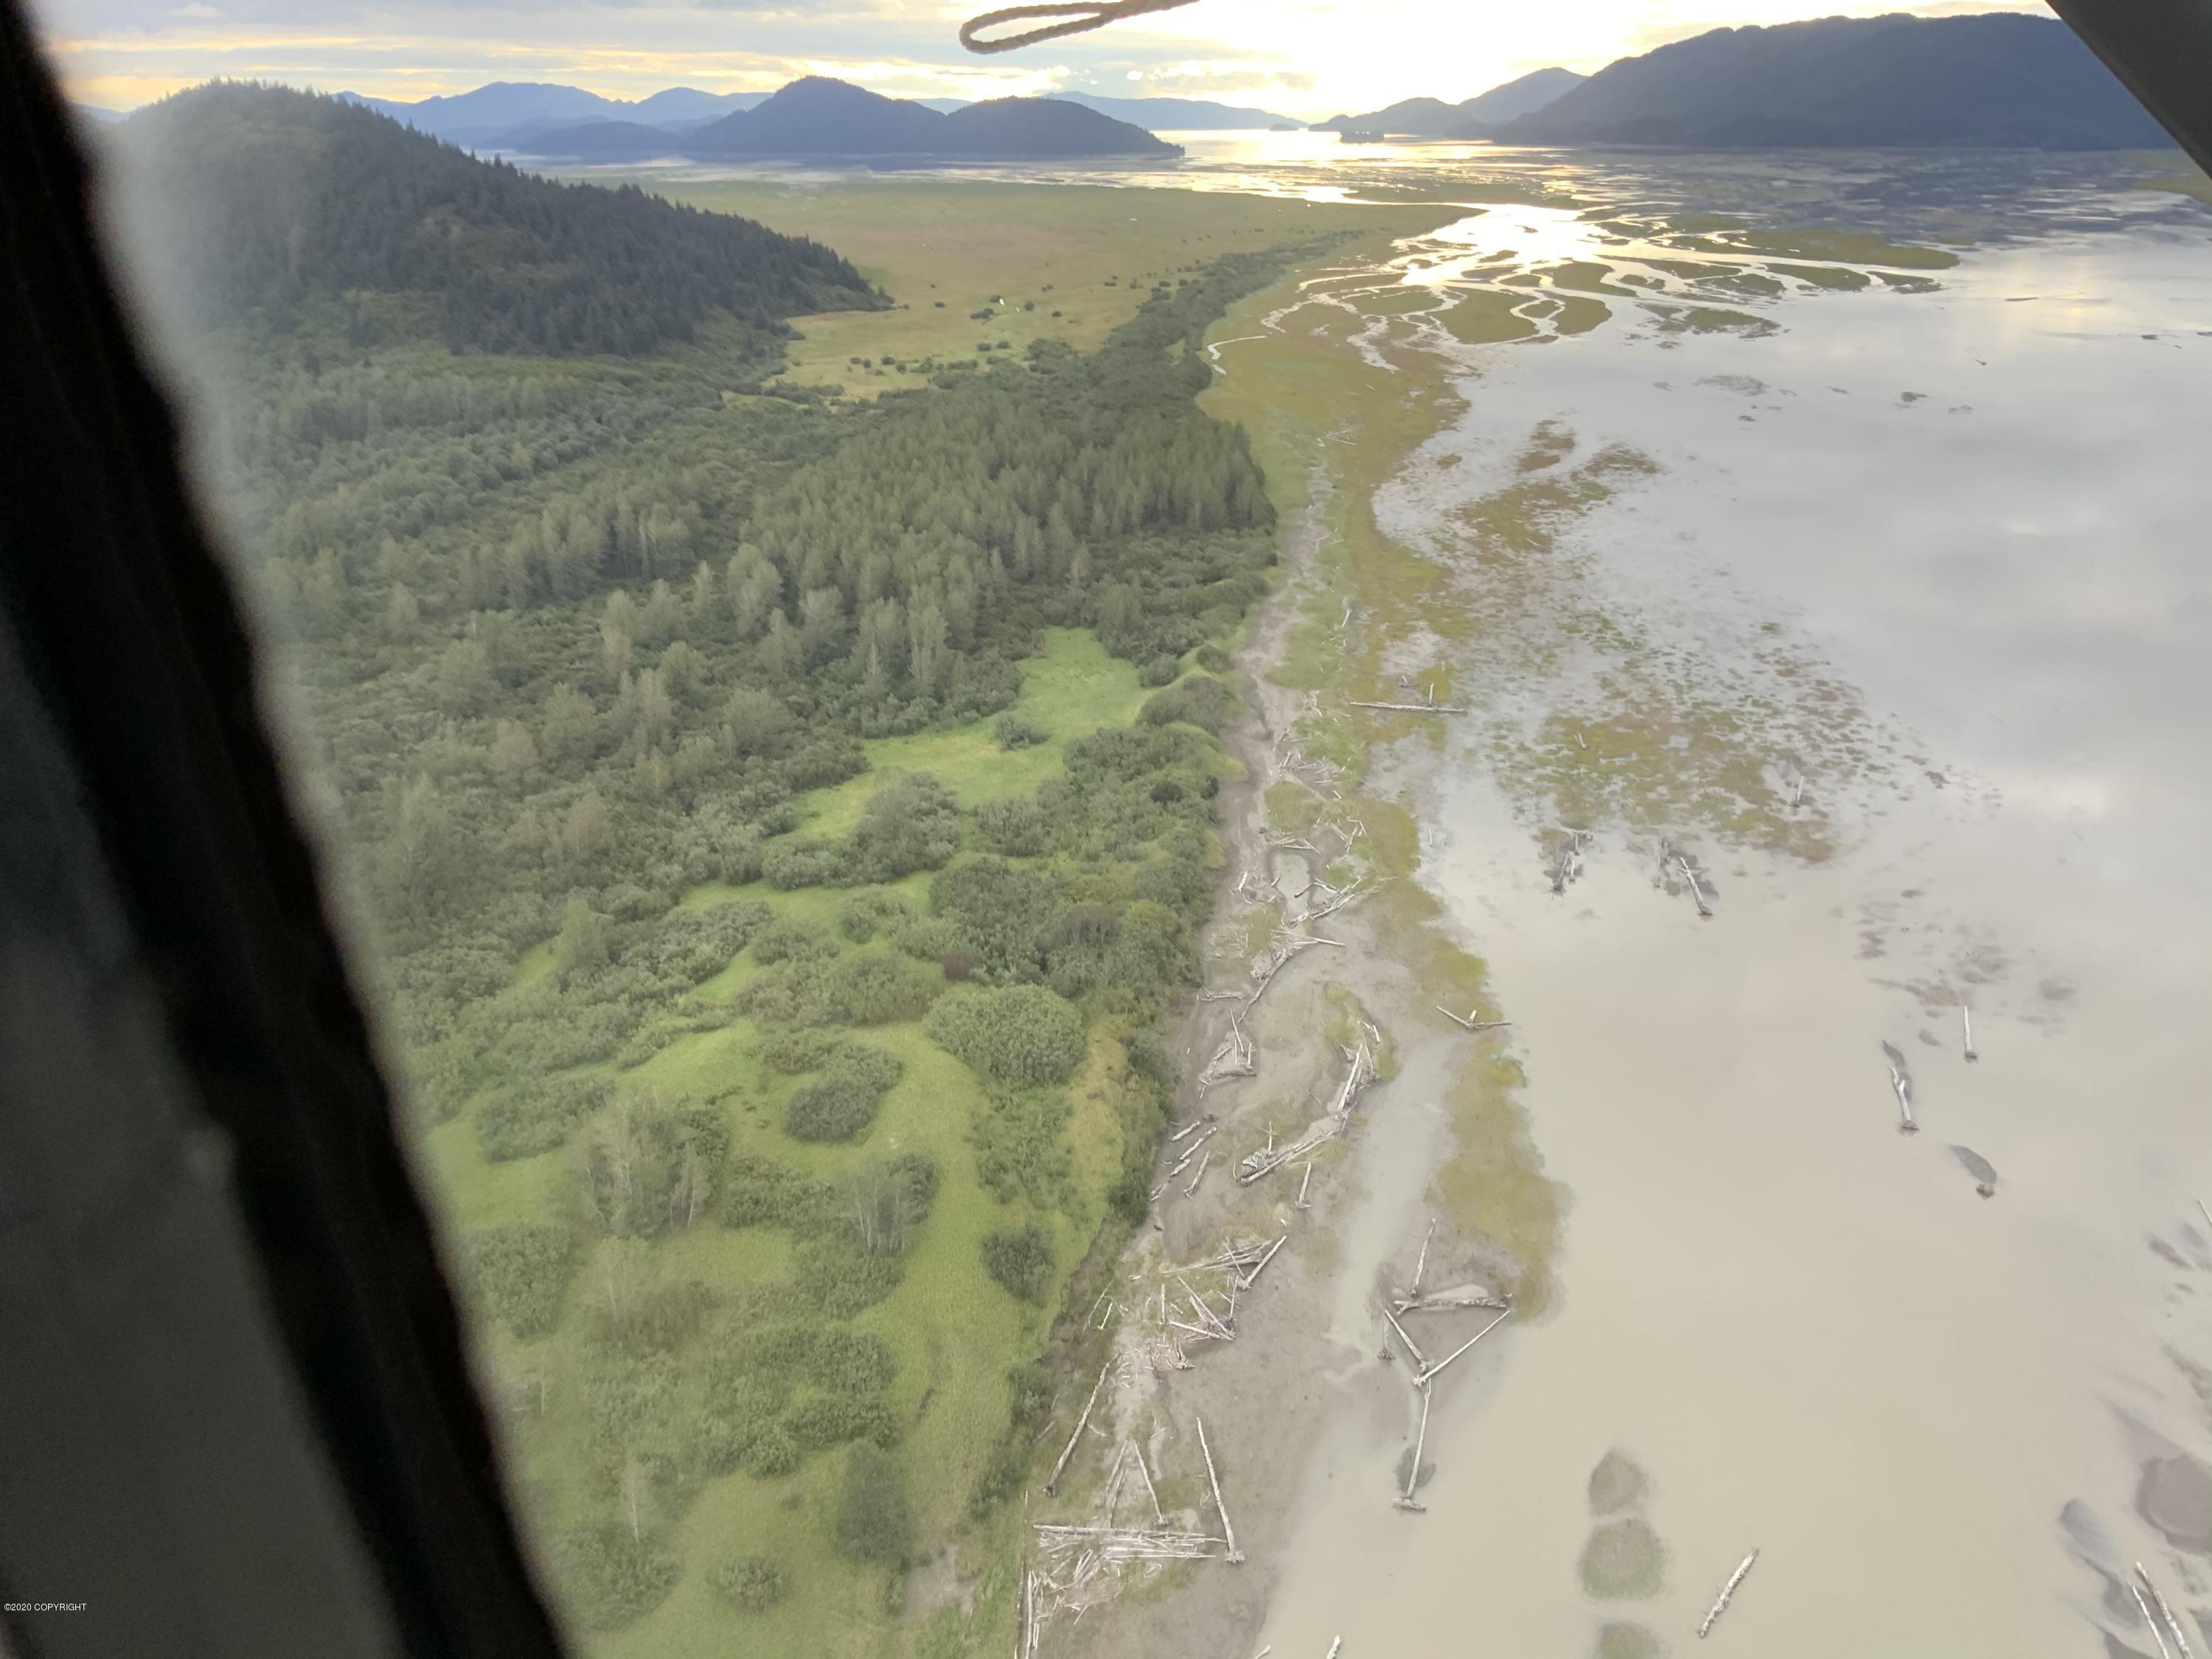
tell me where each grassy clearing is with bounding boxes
[799,629,1147,839]
[619,178,1416,398]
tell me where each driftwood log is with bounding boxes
[1195,1415,1243,1564]
[1044,1364,1110,1495]
[1697,1549,1759,1638]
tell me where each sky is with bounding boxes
[34,0,2045,122]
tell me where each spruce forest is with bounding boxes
[116,81,1322,1655]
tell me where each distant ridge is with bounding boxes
[1498,14,2170,148]
[1046,91,1298,130]
[514,77,1180,161]
[1312,69,1585,136]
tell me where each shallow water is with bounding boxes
[1195,152,2212,1655]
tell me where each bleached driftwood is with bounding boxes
[1200,1016,1258,1093]
[1133,1443,1165,1526]
[1380,1304,1427,1368]
[1697,1549,1759,1638]
[2132,1584,2176,1659]
[1195,1415,1243,1563]
[1882,1040,1918,1134]
[1413,1308,1509,1386]
[1045,1364,1110,1495]
[1961,1002,1978,1062]
[1183,1151,1212,1196]
[1395,1383,1433,1512]
[1169,1127,1217,1178]
[1296,1162,1315,1208]
[1394,1288,1510,1314]
[1675,852,1713,919]
[2136,1564,2192,1659]
[1350,699,1469,714]
[1436,1004,1511,1032]
[1326,1638,1343,1658]
[1237,1234,1287,1290]
[1410,1220,1436,1296]
[1170,1117,1211,1143]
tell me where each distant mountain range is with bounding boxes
[324,78,1287,157]
[1045,91,1296,130]
[503,77,1180,161]
[1312,69,1587,136]
[1335,16,2169,150]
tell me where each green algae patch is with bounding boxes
[1265,778,1322,836]
[1736,226,1959,269]
[1764,260,1872,291]
[1588,1450,1649,1516]
[1555,295,1613,336]
[1548,260,1641,298]
[1443,289,1540,344]
[1644,303,1778,339]
[1579,1517,1667,1599]
[1597,1622,1668,1659]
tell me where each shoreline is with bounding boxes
[1040,431,1546,1658]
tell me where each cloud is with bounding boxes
[169,1,219,15]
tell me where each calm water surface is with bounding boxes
[1197,142,2212,1658]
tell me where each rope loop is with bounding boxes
[959,0,1201,54]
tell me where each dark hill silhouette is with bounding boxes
[117,83,880,356]
[944,96,1180,156]
[678,77,1177,159]
[1498,13,2171,148]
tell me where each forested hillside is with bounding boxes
[116,84,878,356]
[1498,12,2171,148]
[138,126,1320,1651]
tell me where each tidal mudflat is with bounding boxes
[1062,143,2212,1659]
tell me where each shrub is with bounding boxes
[470,1223,580,1338]
[709,1554,788,1614]
[761,1027,838,1074]
[753,917,837,964]
[993,713,1047,749]
[927,858,1065,981]
[476,1074,612,1161]
[548,1522,681,1632]
[723,1152,835,1232]
[761,836,852,889]
[925,984,1085,1086]
[835,1444,912,1564]
[783,1043,902,1142]
[975,797,1046,858]
[1141,673,1235,733]
[828,952,938,1025]
[970,1085,1072,1204]
[1139,653,1180,686]
[891,913,966,962]
[785,1077,882,1143]
[848,772,961,880]
[981,1224,1053,1303]
[838,890,911,943]
[796,1239,905,1316]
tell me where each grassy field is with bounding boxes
[609,177,1439,398]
